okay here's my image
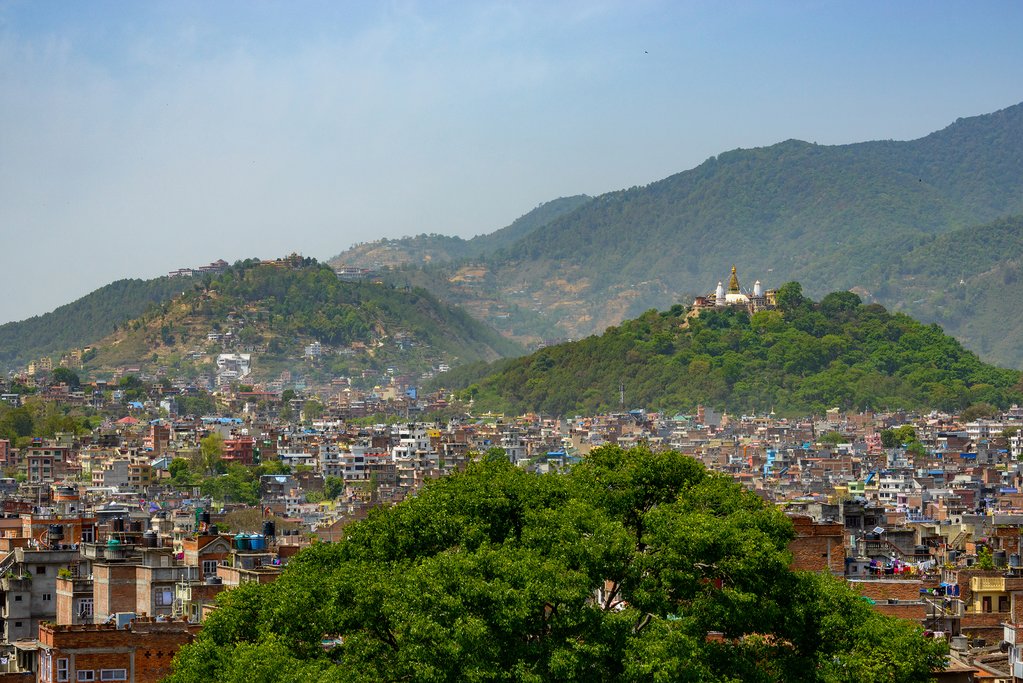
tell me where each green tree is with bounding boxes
[0,406,35,440]
[168,446,946,682]
[977,546,995,570]
[169,457,195,486]
[50,367,81,389]
[199,432,225,475]
[303,399,325,422]
[962,402,997,421]
[818,431,844,446]
[323,476,345,500]
[775,281,809,314]
[881,425,917,448]
[201,464,259,505]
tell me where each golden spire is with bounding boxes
[728,265,741,293]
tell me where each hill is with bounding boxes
[870,214,1023,368]
[436,285,1023,417]
[332,102,1023,365]
[330,195,591,270]
[81,258,522,384]
[0,277,187,371]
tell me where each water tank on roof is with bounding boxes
[201,510,211,525]
[234,533,248,550]
[142,531,158,548]
[48,524,64,541]
[262,521,276,539]
[208,524,219,536]
[107,538,121,547]
[250,535,266,551]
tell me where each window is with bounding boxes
[202,559,218,577]
[36,565,47,575]
[155,588,174,606]
[99,671,126,681]
[14,595,22,601]
[77,598,94,618]
[14,621,22,628]
[77,671,95,682]
[43,593,52,601]
[57,658,69,682]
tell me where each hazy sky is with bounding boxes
[2,1,1022,324]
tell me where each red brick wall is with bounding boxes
[960,611,1004,642]
[93,564,137,620]
[55,577,74,625]
[789,516,845,574]
[848,579,923,602]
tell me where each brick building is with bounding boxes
[222,435,255,466]
[847,578,928,623]
[36,618,200,683]
[788,515,844,575]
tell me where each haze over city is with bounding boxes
[2,0,1021,324]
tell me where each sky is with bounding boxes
[1,1,1022,324]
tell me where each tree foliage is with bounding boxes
[169,446,946,682]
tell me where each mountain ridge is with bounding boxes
[332,101,1023,366]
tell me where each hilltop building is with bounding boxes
[693,266,777,313]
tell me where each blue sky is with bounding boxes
[1,0,1022,323]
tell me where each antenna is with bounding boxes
[619,381,625,410]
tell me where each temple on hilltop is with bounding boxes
[693,266,777,313]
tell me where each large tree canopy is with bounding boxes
[169,446,946,682]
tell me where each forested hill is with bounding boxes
[327,195,592,269]
[83,258,522,380]
[0,277,186,371]
[875,214,1023,369]
[333,102,1023,366]
[436,285,1023,417]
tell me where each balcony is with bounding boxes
[971,576,1007,593]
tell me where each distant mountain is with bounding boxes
[0,277,186,371]
[330,196,592,271]
[436,287,1023,417]
[82,258,522,383]
[331,102,1023,366]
